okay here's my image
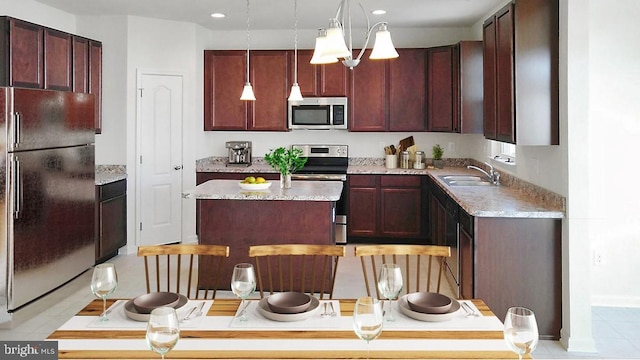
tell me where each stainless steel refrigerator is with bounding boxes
[0,87,96,322]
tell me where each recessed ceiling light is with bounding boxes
[211,13,226,18]
[371,9,386,15]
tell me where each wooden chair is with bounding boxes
[248,244,346,299]
[354,244,451,299]
[137,244,229,299]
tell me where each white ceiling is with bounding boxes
[32,0,504,31]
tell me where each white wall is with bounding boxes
[587,0,640,307]
[0,0,75,33]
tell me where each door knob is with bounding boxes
[174,165,183,170]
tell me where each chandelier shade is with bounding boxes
[311,0,398,69]
[310,29,339,64]
[369,24,399,59]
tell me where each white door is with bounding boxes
[138,73,183,246]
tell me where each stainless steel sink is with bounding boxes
[438,175,493,187]
[442,175,484,181]
[447,180,493,186]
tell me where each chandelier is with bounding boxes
[311,0,399,69]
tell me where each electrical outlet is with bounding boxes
[448,142,456,154]
[593,251,603,266]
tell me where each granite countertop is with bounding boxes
[95,165,127,185]
[183,179,343,201]
[196,157,565,219]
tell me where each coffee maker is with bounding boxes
[225,141,252,167]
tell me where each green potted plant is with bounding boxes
[264,147,308,188]
[432,144,444,169]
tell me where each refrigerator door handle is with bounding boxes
[13,156,21,219]
[13,112,21,148]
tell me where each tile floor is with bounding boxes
[1,244,639,359]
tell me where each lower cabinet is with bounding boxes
[425,175,562,340]
[95,179,127,264]
[348,175,425,242]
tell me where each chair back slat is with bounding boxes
[137,244,229,299]
[249,244,346,299]
[354,244,452,299]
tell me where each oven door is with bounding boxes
[291,174,347,244]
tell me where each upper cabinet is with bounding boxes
[427,42,483,134]
[0,17,103,133]
[44,28,73,91]
[389,49,426,132]
[88,40,103,134]
[288,50,348,97]
[350,48,427,132]
[349,52,388,132]
[0,17,44,88]
[203,46,482,133]
[483,0,559,145]
[203,50,288,131]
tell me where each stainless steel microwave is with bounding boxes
[288,97,348,130]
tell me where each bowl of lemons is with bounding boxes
[238,176,272,190]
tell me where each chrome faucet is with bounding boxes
[467,162,500,185]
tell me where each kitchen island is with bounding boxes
[183,179,343,290]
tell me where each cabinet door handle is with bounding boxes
[174,165,183,170]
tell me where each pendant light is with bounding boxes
[311,0,398,69]
[240,0,256,101]
[288,0,303,102]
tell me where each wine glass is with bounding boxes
[90,263,118,322]
[503,306,539,360]
[353,297,383,358]
[377,263,403,322]
[146,307,180,359]
[231,263,256,322]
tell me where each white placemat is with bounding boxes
[229,300,341,329]
[87,300,213,329]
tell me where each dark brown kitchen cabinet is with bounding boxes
[425,175,562,339]
[426,46,455,132]
[348,175,423,241]
[483,0,559,145]
[89,40,103,134]
[204,50,248,130]
[388,48,426,131]
[72,36,89,93]
[380,176,422,238]
[288,50,348,97]
[347,175,378,237]
[426,42,483,134]
[457,208,474,300]
[203,50,288,131]
[349,54,387,132]
[0,17,103,133]
[96,180,127,264]
[351,50,428,132]
[249,51,289,131]
[44,28,73,91]
[0,17,44,88]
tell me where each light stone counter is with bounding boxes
[348,164,565,219]
[95,165,127,185]
[195,156,564,219]
[183,179,343,202]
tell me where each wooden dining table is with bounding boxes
[47,298,527,359]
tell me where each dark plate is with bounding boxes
[124,294,188,322]
[398,294,461,322]
[406,292,453,314]
[132,292,181,314]
[267,292,312,314]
